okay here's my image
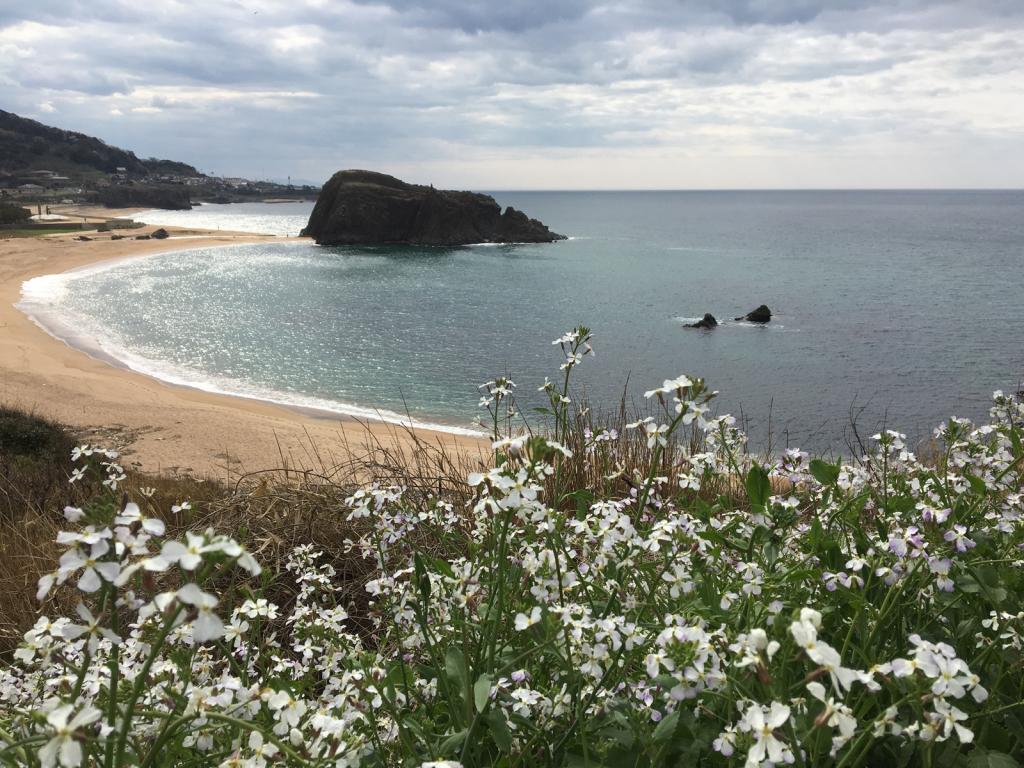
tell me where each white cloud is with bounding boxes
[1,0,1022,187]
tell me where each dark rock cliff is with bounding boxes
[301,170,565,246]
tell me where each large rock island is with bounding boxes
[301,170,566,246]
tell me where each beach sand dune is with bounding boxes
[0,221,486,479]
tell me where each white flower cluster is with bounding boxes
[1,334,1021,767]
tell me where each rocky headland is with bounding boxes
[301,170,566,246]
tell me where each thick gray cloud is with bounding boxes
[2,0,1023,187]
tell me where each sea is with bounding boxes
[19,192,1024,452]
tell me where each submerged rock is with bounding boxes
[687,313,718,329]
[735,305,772,323]
[301,170,566,246]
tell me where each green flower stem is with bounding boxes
[112,603,185,766]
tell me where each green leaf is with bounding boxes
[959,573,983,594]
[445,647,468,691]
[745,464,771,510]
[965,473,989,496]
[438,728,468,755]
[414,553,431,602]
[568,489,595,518]
[809,458,840,486]
[1009,428,1023,459]
[966,748,1021,768]
[474,674,492,713]
[428,556,455,580]
[487,709,514,752]
[652,710,680,743]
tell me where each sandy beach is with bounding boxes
[0,213,487,479]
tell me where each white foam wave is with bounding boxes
[18,248,486,439]
[136,206,308,237]
[88,344,486,437]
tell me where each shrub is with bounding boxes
[0,408,79,522]
[0,327,1022,767]
[0,203,31,226]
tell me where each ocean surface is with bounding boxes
[20,191,1024,451]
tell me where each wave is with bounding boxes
[136,207,308,238]
[17,251,486,439]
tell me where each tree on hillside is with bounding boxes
[0,201,32,225]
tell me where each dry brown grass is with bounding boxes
[0,396,767,655]
[0,407,486,654]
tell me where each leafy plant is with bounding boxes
[1,327,1022,767]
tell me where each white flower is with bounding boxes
[37,572,58,601]
[544,439,573,457]
[114,502,165,536]
[177,583,224,642]
[161,532,212,571]
[807,681,857,744]
[62,603,122,654]
[713,724,737,757]
[730,628,780,669]
[644,375,693,399]
[626,416,652,430]
[244,731,279,768]
[643,422,669,448]
[789,617,862,691]
[70,445,94,462]
[740,702,793,766]
[63,507,85,523]
[514,607,542,631]
[932,699,974,744]
[38,702,101,768]
[58,540,120,593]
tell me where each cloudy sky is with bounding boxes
[2,0,1023,188]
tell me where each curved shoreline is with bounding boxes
[16,241,486,439]
[0,218,486,477]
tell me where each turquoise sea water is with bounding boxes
[21,191,1024,450]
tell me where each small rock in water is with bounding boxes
[151,228,170,240]
[735,304,772,323]
[687,313,718,329]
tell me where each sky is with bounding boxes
[2,0,1023,189]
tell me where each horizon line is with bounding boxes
[474,186,1024,193]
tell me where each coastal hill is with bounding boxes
[0,109,198,178]
[302,169,566,246]
[0,110,319,209]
